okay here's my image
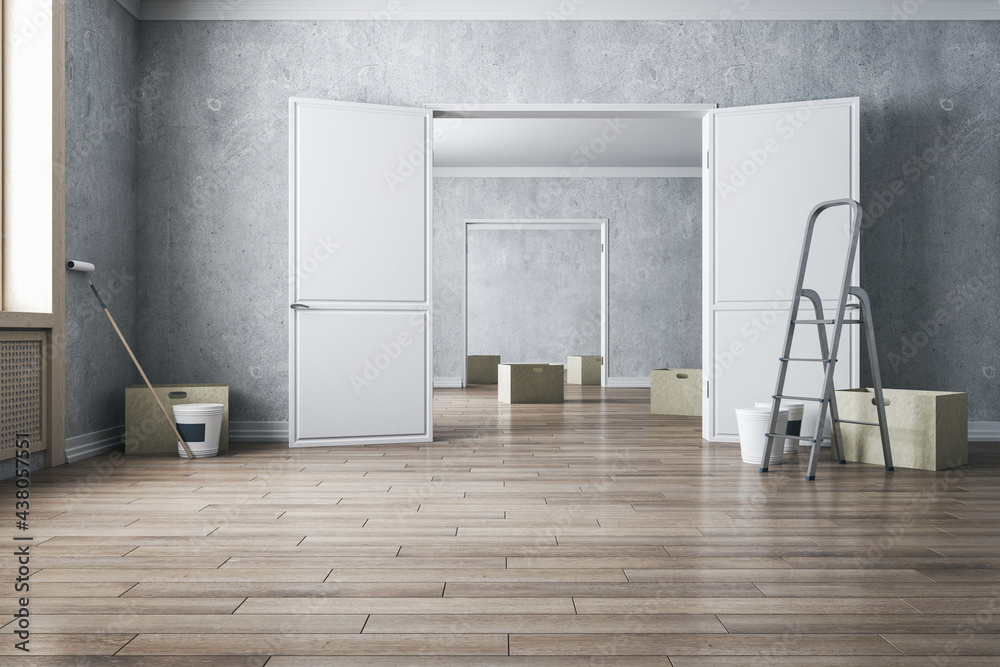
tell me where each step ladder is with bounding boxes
[759,198,894,481]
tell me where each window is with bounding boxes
[1,0,56,314]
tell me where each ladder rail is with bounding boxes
[761,200,860,474]
[849,286,894,471]
[760,198,891,480]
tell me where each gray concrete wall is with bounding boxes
[64,0,141,439]
[437,178,701,379]
[467,228,602,367]
[132,20,1000,421]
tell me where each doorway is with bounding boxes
[462,219,609,387]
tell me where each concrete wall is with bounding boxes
[64,0,141,438]
[467,228,602,367]
[127,19,999,421]
[436,178,701,380]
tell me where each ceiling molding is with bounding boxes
[121,1,1000,22]
[434,167,703,178]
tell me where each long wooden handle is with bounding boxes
[102,308,195,459]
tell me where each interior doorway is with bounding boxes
[462,219,609,387]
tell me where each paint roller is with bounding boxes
[66,260,195,459]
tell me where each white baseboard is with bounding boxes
[606,377,651,388]
[229,421,289,442]
[65,425,125,464]
[433,377,463,388]
[968,422,1000,443]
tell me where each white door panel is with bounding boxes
[712,308,854,439]
[294,104,427,304]
[704,98,860,442]
[713,104,855,304]
[296,311,427,440]
[290,98,433,448]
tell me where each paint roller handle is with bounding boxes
[90,282,108,309]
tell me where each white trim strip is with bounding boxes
[968,422,1000,443]
[607,376,652,388]
[433,377,463,388]
[229,421,289,442]
[65,426,125,464]
[134,1,1000,21]
[434,167,702,178]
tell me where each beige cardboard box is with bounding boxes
[651,369,702,416]
[499,364,564,404]
[126,383,229,455]
[835,388,967,471]
[467,355,501,384]
[567,355,601,385]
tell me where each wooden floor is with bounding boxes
[3,384,1000,665]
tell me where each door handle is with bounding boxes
[290,303,310,310]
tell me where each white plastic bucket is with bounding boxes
[736,407,787,466]
[755,401,804,454]
[172,403,224,458]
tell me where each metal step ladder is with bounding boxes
[759,198,894,481]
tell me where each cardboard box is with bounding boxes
[126,383,229,455]
[467,355,501,384]
[834,388,967,471]
[499,364,564,404]
[567,355,601,385]
[651,369,702,416]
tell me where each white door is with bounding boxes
[703,98,860,442]
[289,98,433,447]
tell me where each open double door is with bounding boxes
[289,97,859,447]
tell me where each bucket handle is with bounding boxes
[676,373,689,379]
[168,391,188,399]
[871,397,890,407]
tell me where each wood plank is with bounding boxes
[364,613,727,634]
[509,633,901,656]
[236,597,576,614]
[0,634,135,656]
[117,633,508,656]
[2,614,366,634]
[574,598,919,615]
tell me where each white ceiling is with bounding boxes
[117,0,1000,21]
[433,117,703,173]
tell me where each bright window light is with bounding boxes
[2,0,53,314]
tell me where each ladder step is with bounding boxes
[774,394,824,402]
[841,319,864,324]
[766,433,829,442]
[835,418,881,426]
[780,357,834,363]
[793,319,835,324]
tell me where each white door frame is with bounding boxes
[462,219,609,387]
[288,97,433,447]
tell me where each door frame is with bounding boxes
[288,97,434,447]
[462,219,609,387]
